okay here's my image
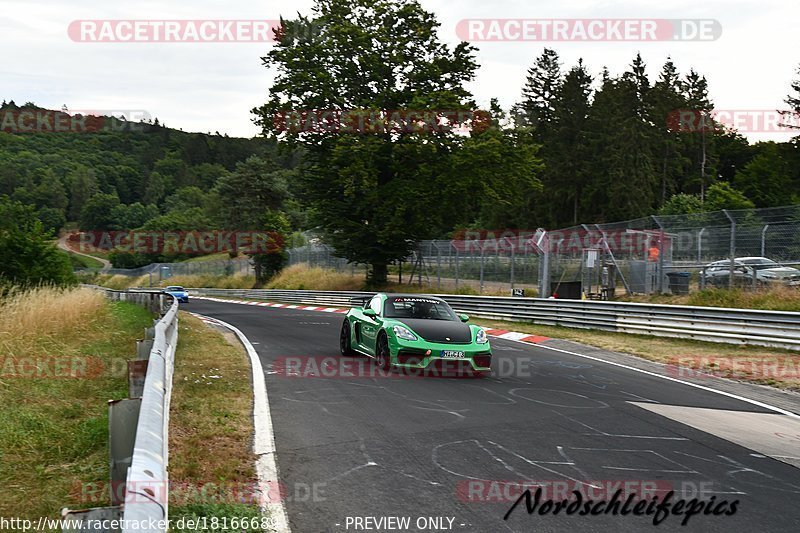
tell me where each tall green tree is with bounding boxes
[79,193,120,230]
[253,0,479,283]
[584,58,658,222]
[734,142,794,207]
[215,156,290,230]
[517,48,562,137]
[782,64,800,130]
[68,165,98,220]
[682,69,716,200]
[648,59,689,203]
[546,59,593,225]
[0,196,75,287]
[450,100,543,228]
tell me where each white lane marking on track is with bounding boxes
[191,312,291,533]
[492,336,800,421]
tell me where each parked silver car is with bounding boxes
[703,257,800,288]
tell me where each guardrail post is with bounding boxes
[109,398,141,505]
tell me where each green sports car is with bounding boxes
[339,293,492,375]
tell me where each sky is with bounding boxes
[2,0,798,142]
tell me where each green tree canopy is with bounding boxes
[253,0,480,283]
[0,196,74,287]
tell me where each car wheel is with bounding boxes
[376,333,391,371]
[340,319,356,356]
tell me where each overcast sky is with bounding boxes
[2,0,798,142]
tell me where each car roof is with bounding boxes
[735,257,773,262]
[709,260,743,265]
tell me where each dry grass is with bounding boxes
[162,273,256,290]
[0,286,108,357]
[169,312,261,519]
[0,288,154,517]
[477,318,800,390]
[266,264,363,291]
[91,273,150,290]
[622,285,800,312]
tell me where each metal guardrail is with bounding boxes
[63,289,178,533]
[189,288,800,350]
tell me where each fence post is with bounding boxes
[509,238,516,290]
[454,244,460,289]
[436,242,441,290]
[652,216,666,294]
[761,224,769,257]
[479,245,485,294]
[723,209,736,289]
[697,227,706,265]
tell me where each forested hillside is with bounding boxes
[0,101,300,234]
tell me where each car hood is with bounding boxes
[760,267,800,278]
[394,318,472,344]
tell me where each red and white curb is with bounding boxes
[191,296,550,345]
[481,328,550,344]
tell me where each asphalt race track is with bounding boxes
[185,299,800,533]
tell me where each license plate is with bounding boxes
[441,350,466,359]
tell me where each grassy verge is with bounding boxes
[265,264,525,295]
[163,274,256,290]
[67,251,105,270]
[620,286,800,312]
[169,312,264,529]
[79,273,150,290]
[181,252,241,263]
[0,287,154,518]
[88,263,522,295]
[476,318,800,391]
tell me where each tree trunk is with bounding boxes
[371,262,388,284]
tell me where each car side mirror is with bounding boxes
[459,314,469,322]
[363,309,377,318]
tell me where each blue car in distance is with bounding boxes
[163,285,189,303]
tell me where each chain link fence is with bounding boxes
[94,205,800,297]
[282,205,800,297]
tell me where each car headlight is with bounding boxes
[476,329,488,344]
[392,325,418,341]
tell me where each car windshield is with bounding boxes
[166,286,185,291]
[740,258,779,270]
[383,297,458,321]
